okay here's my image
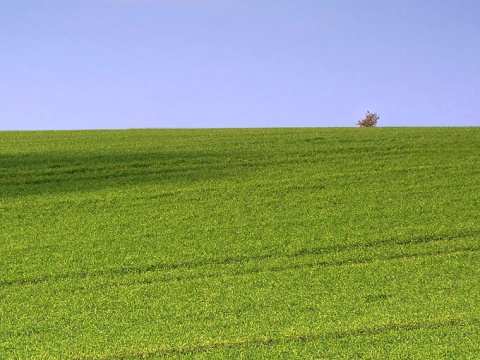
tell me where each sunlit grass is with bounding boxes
[1,127,479,358]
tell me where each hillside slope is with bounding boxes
[1,127,479,358]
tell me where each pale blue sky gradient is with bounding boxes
[1,0,479,130]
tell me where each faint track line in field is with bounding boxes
[140,247,480,284]
[73,317,480,359]
[2,234,478,288]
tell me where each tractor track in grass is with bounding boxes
[74,317,480,359]
[2,233,478,289]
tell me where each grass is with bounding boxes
[1,127,479,358]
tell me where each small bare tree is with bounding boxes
[357,111,379,128]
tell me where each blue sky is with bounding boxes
[1,0,479,130]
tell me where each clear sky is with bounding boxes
[1,0,479,130]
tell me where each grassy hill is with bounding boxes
[1,127,479,358]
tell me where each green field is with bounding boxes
[1,127,479,359]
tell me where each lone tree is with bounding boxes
[357,111,379,128]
